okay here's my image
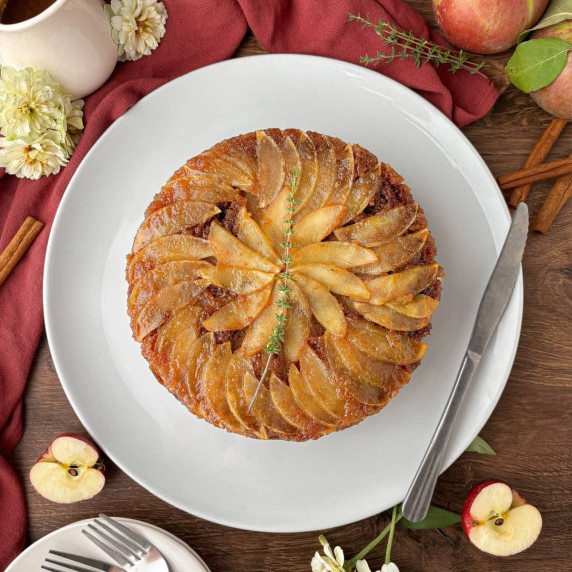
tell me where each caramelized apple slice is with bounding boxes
[198,343,245,434]
[387,294,439,318]
[299,345,346,418]
[283,281,311,362]
[344,378,392,407]
[127,235,213,282]
[133,201,220,253]
[240,284,280,355]
[242,372,298,437]
[183,332,216,408]
[155,304,204,356]
[226,353,268,439]
[236,206,281,264]
[352,300,431,331]
[287,130,318,213]
[186,152,253,190]
[196,264,275,294]
[295,273,347,337]
[209,221,279,273]
[333,204,418,247]
[295,133,337,219]
[288,364,338,426]
[327,143,354,205]
[269,375,326,432]
[292,204,346,247]
[135,280,206,341]
[256,130,285,208]
[202,286,272,331]
[129,260,211,316]
[345,316,427,364]
[366,263,440,305]
[292,242,378,268]
[324,331,410,389]
[294,263,370,300]
[339,163,383,225]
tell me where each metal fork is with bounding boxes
[82,514,170,571]
[42,549,124,571]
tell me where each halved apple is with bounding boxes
[256,130,285,208]
[339,163,383,225]
[299,345,346,418]
[294,273,347,337]
[345,316,426,364]
[196,264,275,294]
[243,372,297,437]
[135,280,206,341]
[324,331,410,389]
[240,284,280,355]
[292,204,346,247]
[288,364,338,426]
[283,281,311,362]
[209,221,279,273]
[326,143,354,205]
[202,285,272,331]
[352,300,431,332]
[133,201,220,253]
[226,353,268,439]
[236,206,281,264]
[294,263,370,300]
[366,263,440,305]
[291,242,378,268]
[359,229,429,275]
[387,294,439,319]
[127,235,213,283]
[333,203,418,246]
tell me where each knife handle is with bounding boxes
[401,351,481,522]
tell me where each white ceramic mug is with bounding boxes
[0,0,117,98]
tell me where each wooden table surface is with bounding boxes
[10,4,572,571]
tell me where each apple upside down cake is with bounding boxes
[126,129,444,441]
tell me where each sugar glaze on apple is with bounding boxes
[462,480,542,556]
[29,433,105,503]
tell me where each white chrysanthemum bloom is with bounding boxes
[0,67,65,138]
[311,543,345,572]
[0,132,68,179]
[60,97,85,156]
[356,561,399,572]
[381,564,399,572]
[104,0,167,62]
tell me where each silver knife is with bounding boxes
[402,202,529,522]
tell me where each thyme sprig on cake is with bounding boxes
[247,169,301,411]
[348,13,486,76]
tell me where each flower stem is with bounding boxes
[385,505,398,565]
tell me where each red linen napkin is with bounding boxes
[0,0,498,567]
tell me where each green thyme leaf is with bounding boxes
[399,504,461,530]
[506,38,572,93]
[466,435,496,455]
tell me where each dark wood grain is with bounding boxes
[10,8,572,572]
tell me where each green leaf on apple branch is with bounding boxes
[505,38,572,92]
[518,0,572,43]
[398,504,461,530]
[466,435,496,455]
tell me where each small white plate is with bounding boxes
[5,518,209,571]
[44,54,522,533]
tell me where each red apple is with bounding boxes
[29,433,105,503]
[529,20,572,119]
[462,480,542,556]
[433,0,550,54]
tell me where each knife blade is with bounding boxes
[401,202,528,523]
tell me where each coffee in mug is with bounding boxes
[0,0,57,25]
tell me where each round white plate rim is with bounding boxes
[43,53,523,533]
[5,517,210,571]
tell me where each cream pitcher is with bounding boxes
[0,0,116,98]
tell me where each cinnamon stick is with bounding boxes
[498,156,572,190]
[509,118,568,207]
[531,173,572,234]
[0,216,44,287]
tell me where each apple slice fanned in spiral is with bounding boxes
[292,204,346,246]
[286,129,318,214]
[283,281,311,362]
[351,300,432,332]
[291,241,378,268]
[256,130,286,208]
[293,263,370,300]
[236,206,281,265]
[186,151,254,190]
[339,163,383,225]
[326,143,354,206]
[195,264,275,294]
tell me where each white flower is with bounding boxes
[355,561,400,572]
[0,67,65,138]
[104,0,167,62]
[311,543,345,572]
[381,564,400,572]
[60,97,84,156]
[0,132,68,179]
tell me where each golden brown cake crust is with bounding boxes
[126,129,443,441]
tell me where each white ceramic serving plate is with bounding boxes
[44,54,522,533]
[5,518,209,571]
